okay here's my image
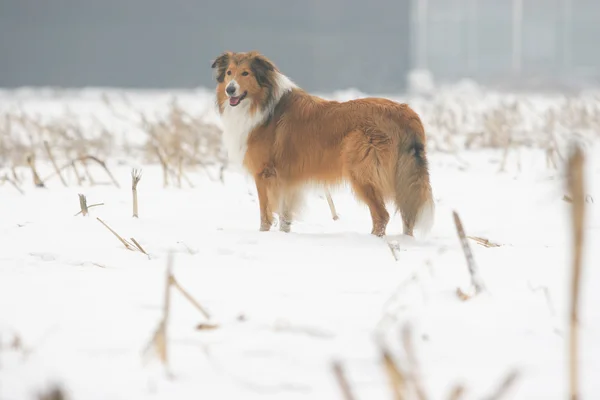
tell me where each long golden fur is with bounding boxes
[211,50,435,237]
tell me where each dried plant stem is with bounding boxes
[154,146,169,188]
[468,236,501,248]
[325,188,339,220]
[566,145,586,400]
[11,166,21,184]
[26,154,45,187]
[131,169,142,218]
[177,241,197,255]
[550,133,564,162]
[332,361,357,400]
[168,158,194,188]
[43,141,68,187]
[148,142,195,188]
[143,252,212,372]
[74,202,104,216]
[447,385,466,400]
[130,238,148,255]
[41,155,118,188]
[219,164,226,183]
[546,146,559,170]
[453,211,486,298]
[381,347,407,400]
[482,370,519,400]
[37,385,68,400]
[528,282,557,317]
[170,277,211,320]
[71,160,83,186]
[177,155,183,188]
[180,170,195,188]
[80,156,96,186]
[498,139,512,173]
[2,174,24,195]
[387,240,401,262]
[81,155,120,188]
[402,326,428,400]
[96,217,136,251]
[159,255,173,366]
[143,252,173,370]
[78,194,89,216]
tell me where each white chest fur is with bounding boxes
[219,72,298,166]
[220,101,267,166]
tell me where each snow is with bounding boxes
[1,86,599,400]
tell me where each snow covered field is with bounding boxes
[0,84,599,400]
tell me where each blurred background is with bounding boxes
[1,0,600,93]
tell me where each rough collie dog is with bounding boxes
[211,50,434,237]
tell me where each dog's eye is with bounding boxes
[241,71,249,76]
[227,70,231,75]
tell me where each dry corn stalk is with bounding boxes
[170,277,211,320]
[381,347,407,400]
[74,194,103,216]
[71,160,83,185]
[41,155,119,188]
[96,217,137,251]
[482,370,519,400]
[130,238,148,255]
[132,168,142,218]
[453,211,486,299]
[1,174,24,194]
[468,236,501,248]
[11,166,22,184]
[219,164,226,183]
[154,146,169,188]
[387,240,401,262]
[177,155,183,188]
[196,322,219,330]
[78,194,89,216]
[26,154,45,187]
[37,385,68,400]
[566,145,586,400]
[43,140,68,187]
[402,325,428,400]
[447,385,466,400]
[143,252,213,372]
[143,252,173,370]
[79,156,96,186]
[82,155,120,188]
[324,188,339,220]
[332,361,357,400]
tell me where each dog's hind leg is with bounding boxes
[350,178,389,237]
[343,129,392,236]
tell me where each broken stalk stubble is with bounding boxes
[132,168,142,218]
[453,211,486,299]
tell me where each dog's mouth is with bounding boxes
[229,91,247,107]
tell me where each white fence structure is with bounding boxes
[409,0,600,89]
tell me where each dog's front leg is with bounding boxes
[254,174,273,231]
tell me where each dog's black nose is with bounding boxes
[226,85,236,95]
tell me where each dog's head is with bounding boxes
[211,51,277,108]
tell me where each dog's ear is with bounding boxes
[250,54,275,87]
[211,52,232,83]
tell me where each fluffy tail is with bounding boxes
[394,127,435,237]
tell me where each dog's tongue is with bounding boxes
[229,96,241,106]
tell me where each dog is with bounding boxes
[211,50,434,237]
